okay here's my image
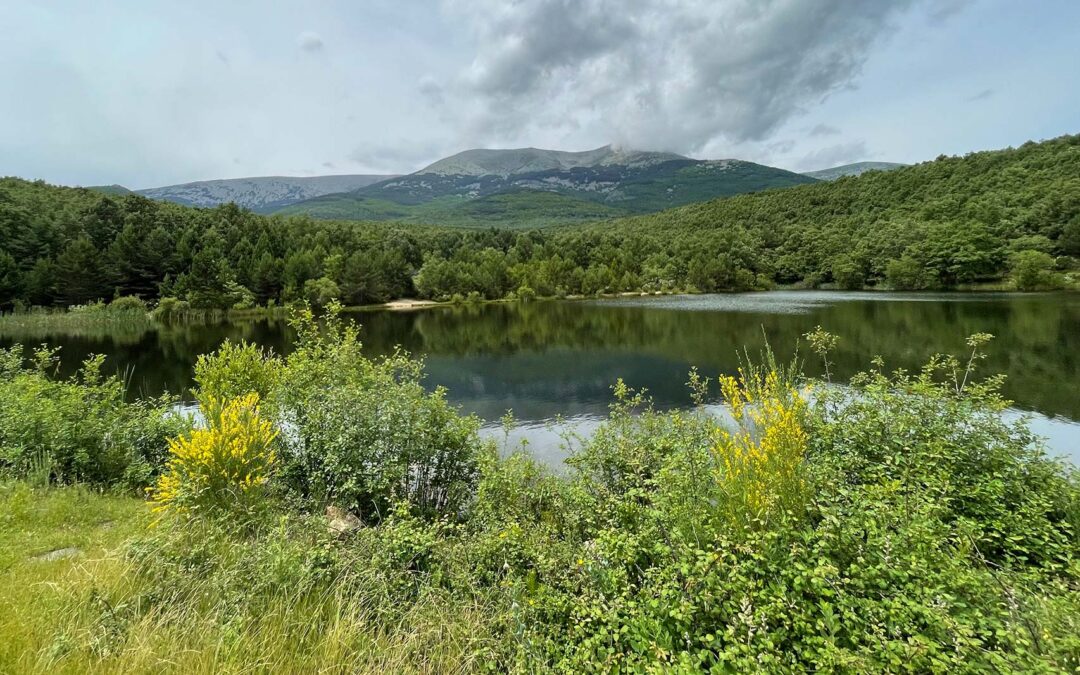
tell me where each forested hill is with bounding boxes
[0,134,1077,310]
[586,134,1079,290]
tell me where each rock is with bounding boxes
[326,505,362,537]
[32,547,81,562]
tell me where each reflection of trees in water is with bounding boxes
[3,295,1077,421]
[359,295,1080,420]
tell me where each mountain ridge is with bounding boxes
[278,147,818,226]
[130,174,397,212]
[417,145,688,177]
[803,161,907,181]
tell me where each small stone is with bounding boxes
[326,505,361,537]
[32,547,82,562]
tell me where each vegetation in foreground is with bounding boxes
[2,135,1079,313]
[1,306,1079,672]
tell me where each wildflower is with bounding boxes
[148,393,277,516]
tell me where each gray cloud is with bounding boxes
[768,139,797,154]
[418,75,445,107]
[438,0,922,153]
[927,0,973,23]
[967,88,994,101]
[793,140,870,171]
[349,140,447,173]
[297,31,324,52]
[809,123,841,137]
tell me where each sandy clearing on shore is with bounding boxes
[382,298,440,310]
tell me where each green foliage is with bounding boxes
[1011,249,1062,290]
[186,304,484,521]
[2,135,1078,312]
[885,255,932,290]
[107,295,148,313]
[193,340,282,401]
[2,330,1080,670]
[0,345,184,488]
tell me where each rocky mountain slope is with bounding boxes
[131,174,396,212]
[803,162,906,181]
[278,146,818,226]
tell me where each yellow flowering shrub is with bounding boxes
[712,369,808,528]
[149,393,278,515]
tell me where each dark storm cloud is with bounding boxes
[440,0,921,153]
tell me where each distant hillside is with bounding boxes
[803,161,907,181]
[136,174,396,213]
[278,146,818,226]
[1,134,1077,311]
[87,184,134,196]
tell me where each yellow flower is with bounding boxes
[148,393,277,516]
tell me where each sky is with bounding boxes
[1,0,1078,189]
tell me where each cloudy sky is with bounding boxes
[2,0,1077,188]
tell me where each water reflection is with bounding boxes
[2,291,1077,463]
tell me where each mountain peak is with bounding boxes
[416,145,688,177]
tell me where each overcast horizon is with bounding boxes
[2,0,1078,189]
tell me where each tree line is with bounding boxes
[2,134,1078,310]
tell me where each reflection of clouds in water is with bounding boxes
[588,291,1063,314]
[483,403,1079,471]
[1002,409,1080,466]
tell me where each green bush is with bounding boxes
[6,325,1080,671]
[1011,249,1063,290]
[193,340,282,401]
[267,304,481,520]
[108,295,148,313]
[0,345,185,488]
[150,296,191,323]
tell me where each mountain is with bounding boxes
[418,145,687,176]
[87,184,134,196]
[277,145,818,227]
[803,162,907,181]
[135,174,397,213]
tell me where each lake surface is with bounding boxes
[3,291,1079,465]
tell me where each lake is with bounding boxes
[2,291,1078,465]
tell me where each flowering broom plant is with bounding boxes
[149,393,278,516]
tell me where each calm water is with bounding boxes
[3,292,1078,465]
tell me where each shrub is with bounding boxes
[1011,249,1062,290]
[269,303,482,520]
[151,296,191,322]
[193,340,281,401]
[108,295,148,313]
[710,368,808,529]
[149,393,277,516]
[0,345,182,488]
[885,255,930,290]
